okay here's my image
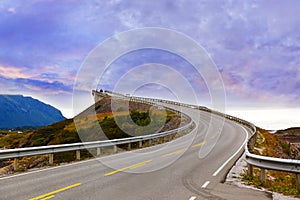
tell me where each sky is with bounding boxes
[0,0,299,129]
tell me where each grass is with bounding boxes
[0,109,177,148]
[0,101,183,175]
[242,128,300,197]
[242,169,299,197]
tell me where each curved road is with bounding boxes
[0,102,271,200]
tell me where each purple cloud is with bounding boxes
[0,0,299,117]
[0,74,72,94]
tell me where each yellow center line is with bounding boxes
[29,183,81,200]
[40,195,55,200]
[104,141,206,177]
[192,141,206,148]
[161,148,186,157]
[104,160,152,177]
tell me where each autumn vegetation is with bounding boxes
[242,128,300,197]
[0,97,186,174]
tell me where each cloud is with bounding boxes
[0,0,299,116]
[18,78,73,94]
[0,72,73,95]
[7,7,16,14]
[0,64,76,88]
[0,65,30,79]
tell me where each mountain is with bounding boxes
[0,95,65,129]
[275,127,300,143]
[0,97,183,148]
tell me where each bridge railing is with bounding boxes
[245,131,300,191]
[2,90,300,191]
[126,92,300,191]
[0,94,194,170]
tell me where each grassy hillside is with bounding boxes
[275,127,300,144]
[0,97,182,149]
[276,127,300,135]
[0,97,186,174]
[252,128,293,158]
[242,128,300,197]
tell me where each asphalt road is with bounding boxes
[0,103,271,200]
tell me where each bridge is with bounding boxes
[0,91,274,200]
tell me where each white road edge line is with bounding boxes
[212,125,249,177]
[189,196,197,200]
[201,181,210,188]
[0,157,99,180]
[0,131,186,181]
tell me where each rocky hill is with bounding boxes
[0,97,184,148]
[0,97,185,174]
[0,95,65,129]
[244,128,300,196]
[253,128,300,160]
[275,127,300,143]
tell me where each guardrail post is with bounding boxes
[128,143,131,150]
[296,173,300,192]
[167,135,171,142]
[247,163,253,176]
[49,154,54,165]
[113,145,117,153]
[96,148,101,157]
[76,150,80,160]
[0,98,195,171]
[138,141,142,148]
[260,168,266,185]
[13,158,19,171]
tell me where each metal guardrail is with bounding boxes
[0,120,193,160]
[108,90,256,133]
[127,91,300,189]
[217,101,300,190]
[0,94,194,169]
[245,148,300,173]
[245,130,300,190]
[245,126,300,174]
[2,90,300,190]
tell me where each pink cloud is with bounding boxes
[0,65,30,79]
